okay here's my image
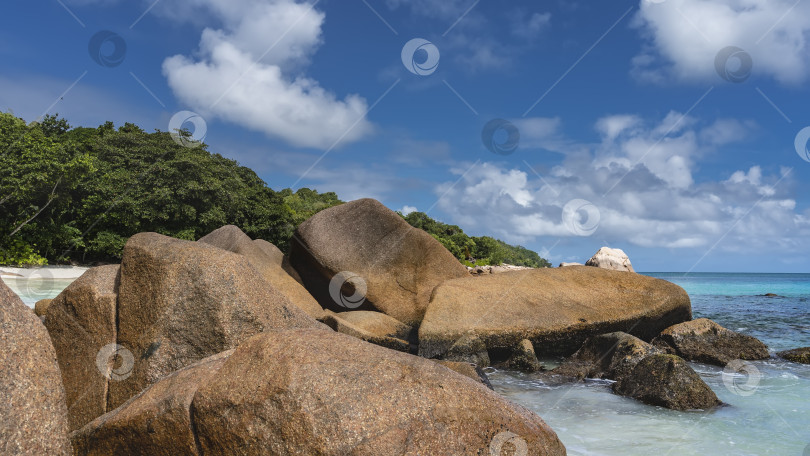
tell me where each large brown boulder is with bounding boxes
[70,329,566,455]
[198,225,325,319]
[289,198,469,326]
[553,332,661,380]
[652,318,769,366]
[419,266,691,361]
[1,279,70,455]
[108,232,322,411]
[194,329,565,455]
[321,310,413,352]
[613,354,721,410]
[44,265,120,431]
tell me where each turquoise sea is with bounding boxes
[492,272,810,456]
[5,272,810,455]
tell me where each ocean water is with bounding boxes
[491,272,810,456]
[4,272,809,455]
[3,276,77,307]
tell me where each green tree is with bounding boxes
[0,112,550,268]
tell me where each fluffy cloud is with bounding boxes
[400,205,418,216]
[161,0,372,149]
[434,114,808,254]
[633,0,810,84]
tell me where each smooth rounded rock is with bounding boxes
[419,266,691,361]
[652,318,770,366]
[289,198,469,326]
[1,279,70,455]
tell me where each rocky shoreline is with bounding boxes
[3,198,804,455]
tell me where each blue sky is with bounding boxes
[3,0,810,272]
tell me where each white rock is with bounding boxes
[585,247,635,273]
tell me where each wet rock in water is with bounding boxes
[554,332,661,380]
[585,247,635,273]
[419,266,691,362]
[1,279,70,455]
[652,318,770,366]
[552,332,720,411]
[777,347,810,364]
[503,339,544,372]
[613,354,721,411]
[289,198,469,326]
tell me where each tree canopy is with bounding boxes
[0,113,549,268]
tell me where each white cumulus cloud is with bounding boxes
[633,0,810,84]
[434,113,808,255]
[161,0,372,149]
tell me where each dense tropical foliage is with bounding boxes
[402,211,550,268]
[0,113,549,268]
